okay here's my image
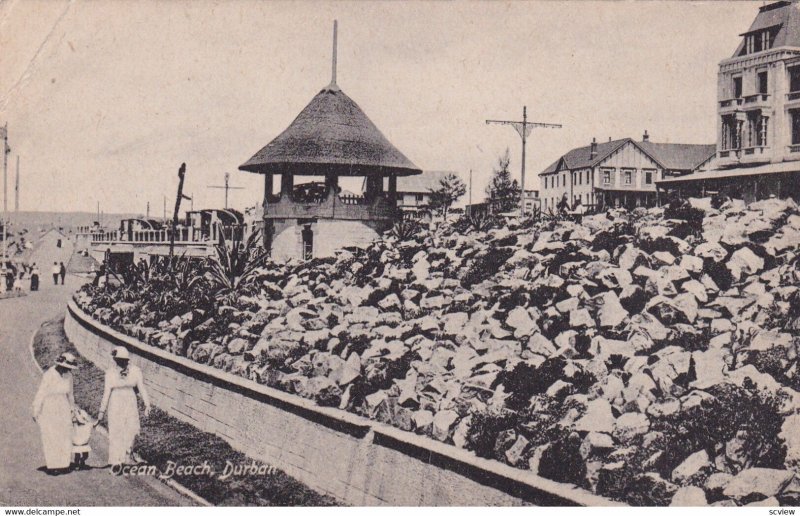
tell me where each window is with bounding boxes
[758,71,769,95]
[733,76,743,99]
[742,28,776,56]
[790,67,800,93]
[721,115,741,150]
[623,169,633,185]
[791,110,800,145]
[415,193,424,202]
[644,171,654,185]
[602,170,611,185]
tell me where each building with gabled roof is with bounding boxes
[539,133,715,212]
[659,0,800,202]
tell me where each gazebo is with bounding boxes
[239,22,421,261]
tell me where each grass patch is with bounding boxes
[32,316,339,507]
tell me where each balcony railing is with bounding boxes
[743,146,768,155]
[789,144,800,153]
[718,148,742,158]
[719,98,744,108]
[339,193,367,205]
[744,93,770,104]
[788,91,800,101]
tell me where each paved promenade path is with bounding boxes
[0,275,193,506]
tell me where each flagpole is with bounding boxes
[2,123,8,264]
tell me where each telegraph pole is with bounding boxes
[486,106,562,215]
[15,155,19,213]
[468,168,473,207]
[208,172,244,209]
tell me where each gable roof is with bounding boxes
[540,138,716,176]
[637,142,716,171]
[383,170,454,193]
[540,138,631,175]
[239,86,421,177]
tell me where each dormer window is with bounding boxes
[741,27,778,55]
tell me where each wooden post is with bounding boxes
[169,163,187,263]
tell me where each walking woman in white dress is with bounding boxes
[32,352,78,475]
[97,347,151,468]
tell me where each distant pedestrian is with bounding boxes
[5,267,14,292]
[16,270,25,293]
[30,264,40,291]
[52,262,60,285]
[59,262,66,285]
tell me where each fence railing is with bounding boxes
[90,225,246,244]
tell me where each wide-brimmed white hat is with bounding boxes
[111,346,130,361]
[55,352,78,370]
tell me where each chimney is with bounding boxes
[643,130,650,142]
[589,137,598,160]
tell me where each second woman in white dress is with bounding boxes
[97,346,151,468]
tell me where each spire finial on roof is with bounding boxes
[327,20,340,91]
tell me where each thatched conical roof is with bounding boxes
[239,86,422,177]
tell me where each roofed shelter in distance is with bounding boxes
[539,133,715,212]
[239,22,421,261]
[369,170,455,220]
[659,0,800,201]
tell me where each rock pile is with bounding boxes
[75,197,800,506]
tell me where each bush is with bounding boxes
[461,247,515,286]
[652,380,787,476]
[465,409,521,460]
[538,430,586,486]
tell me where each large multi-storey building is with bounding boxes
[539,134,715,212]
[660,0,800,201]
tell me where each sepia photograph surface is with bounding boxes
[1,0,800,510]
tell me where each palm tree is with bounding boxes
[202,224,269,301]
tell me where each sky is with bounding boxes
[0,0,760,215]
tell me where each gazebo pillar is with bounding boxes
[325,171,339,194]
[365,175,383,199]
[264,173,274,200]
[388,174,397,204]
[280,173,294,198]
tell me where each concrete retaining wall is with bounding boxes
[64,300,621,507]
